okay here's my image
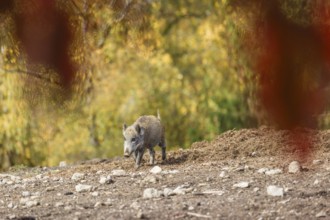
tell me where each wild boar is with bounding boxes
[123,112,166,168]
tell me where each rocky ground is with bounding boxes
[0,127,329,220]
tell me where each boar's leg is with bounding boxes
[133,150,138,161]
[159,139,166,161]
[148,147,155,165]
[135,148,145,168]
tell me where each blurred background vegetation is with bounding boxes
[0,0,326,169]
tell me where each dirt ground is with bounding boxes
[0,126,329,220]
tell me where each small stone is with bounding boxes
[111,169,127,176]
[91,191,99,197]
[45,187,55,192]
[55,202,64,207]
[188,206,194,211]
[233,181,250,188]
[59,161,67,167]
[202,190,225,196]
[253,187,260,192]
[257,168,269,174]
[22,191,31,197]
[265,169,282,175]
[250,151,257,157]
[96,170,103,175]
[104,199,113,206]
[235,166,245,172]
[143,175,158,184]
[131,173,140,178]
[137,210,145,219]
[119,204,127,210]
[7,202,13,208]
[173,185,194,195]
[162,170,179,174]
[219,171,228,178]
[75,184,93,193]
[99,175,113,184]
[313,160,323,165]
[25,200,40,207]
[8,214,16,220]
[94,202,104,208]
[267,185,284,197]
[143,188,163,199]
[150,166,162,174]
[71,173,85,181]
[6,181,13,185]
[314,179,320,185]
[316,210,327,218]
[130,201,140,210]
[163,188,174,197]
[75,211,82,216]
[20,198,29,205]
[64,206,73,211]
[288,161,301,173]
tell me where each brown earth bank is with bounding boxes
[0,127,329,220]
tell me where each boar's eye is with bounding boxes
[131,138,136,142]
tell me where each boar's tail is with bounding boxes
[157,109,161,120]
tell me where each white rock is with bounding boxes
[19,198,29,205]
[22,191,31,197]
[150,166,162,174]
[111,169,127,176]
[75,184,93,192]
[91,191,99,197]
[142,175,158,184]
[219,171,228,178]
[202,190,225,196]
[130,201,140,210]
[55,202,64,207]
[64,205,73,211]
[94,202,104,208]
[0,174,21,182]
[162,170,179,174]
[71,173,85,181]
[35,174,42,179]
[316,210,327,218]
[99,175,113,184]
[265,169,283,175]
[173,185,194,195]
[163,188,174,197]
[257,168,269,174]
[143,188,163,199]
[288,161,301,173]
[312,160,323,165]
[59,161,67,167]
[267,185,284,197]
[253,187,260,192]
[8,215,16,220]
[314,179,320,185]
[7,202,13,208]
[233,181,250,188]
[104,199,113,206]
[25,200,39,207]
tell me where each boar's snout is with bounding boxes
[124,152,130,157]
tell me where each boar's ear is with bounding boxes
[135,124,145,136]
[123,123,127,131]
